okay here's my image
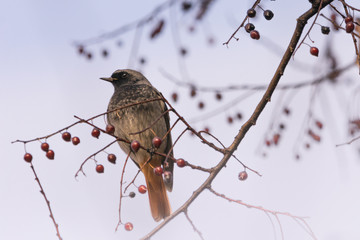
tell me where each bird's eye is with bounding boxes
[120,72,127,79]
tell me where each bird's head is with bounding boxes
[100,69,151,88]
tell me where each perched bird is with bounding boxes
[101,69,173,221]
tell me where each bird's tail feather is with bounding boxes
[142,163,171,221]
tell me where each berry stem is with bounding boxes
[223,0,262,46]
[74,139,118,178]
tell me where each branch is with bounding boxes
[141,2,334,238]
[160,62,355,93]
[115,151,132,231]
[30,163,63,240]
[208,187,316,239]
[74,0,178,46]
[184,210,204,240]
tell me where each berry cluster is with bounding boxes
[345,16,355,33]
[76,45,109,61]
[244,6,274,40]
[21,123,119,171]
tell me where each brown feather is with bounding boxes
[142,162,171,221]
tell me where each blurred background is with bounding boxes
[1,0,360,239]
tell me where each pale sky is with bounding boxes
[2,1,360,240]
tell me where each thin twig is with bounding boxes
[74,0,178,46]
[293,0,325,57]
[74,139,118,178]
[30,162,63,240]
[115,151,132,231]
[336,135,360,146]
[160,95,227,154]
[184,210,204,240]
[124,170,141,193]
[275,214,285,240]
[339,0,360,12]
[129,108,172,135]
[160,63,355,93]
[11,98,164,145]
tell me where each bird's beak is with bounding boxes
[100,77,116,82]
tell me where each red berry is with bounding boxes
[91,128,101,138]
[283,108,290,115]
[331,13,337,22]
[345,16,353,24]
[215,92,222,100]
[106,124,115,134]
[24,153,33,163]
[77,45,84,55]
[72,136,80,145]
[131,140,140,152]
[250,30,260,40]
[129,192,136,198]
[247,8,256,18]
[152,137,162,148]
[124,222,133,231]
[138,185,147,194]
[238,171,248,181]
[308,130,321,142]
[227,116,233,124]
[315,120,323,129]
[62,132,71,142]
[204,127,210,133]
[176,158,186,167]
[153,166,163,176]
[41,142,49,152]
[96,164,104,173]
[171,92,178,102]
[346,22,355,33]
[190,88,197,97]
[310,47,319,57]
[273,133,280,145]
[198,101,205,109]
[46,150,55,160]
[265,140,271,147]
[107,154,117,164]
[312,134,321,142]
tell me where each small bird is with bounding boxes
[100,69,173,221]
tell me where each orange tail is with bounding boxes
[142,164,171,221]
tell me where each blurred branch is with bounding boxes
[74,0,178,46]
[160,62,354,93]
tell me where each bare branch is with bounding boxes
[184,210,204,240]
[30,163,63,240]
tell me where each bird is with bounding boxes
[100,69,173,221]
